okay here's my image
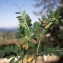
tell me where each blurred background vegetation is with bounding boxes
[33,0,63,63]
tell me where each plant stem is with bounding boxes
[36,30,46,54]
[36,38,41,54]
[35,30,46,63]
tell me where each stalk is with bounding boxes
[35,30,46,63]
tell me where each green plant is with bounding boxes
[0,10,63,63]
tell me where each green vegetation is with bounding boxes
[0,9,63,63]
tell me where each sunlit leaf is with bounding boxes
[28,41,35,47]
[9,57,15,63]
[14,45,18,52]
[34,22,40,31]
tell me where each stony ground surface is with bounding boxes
[0,54,60,63]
